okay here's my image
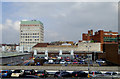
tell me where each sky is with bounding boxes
[1,2,118,44]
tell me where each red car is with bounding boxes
[73,60,78,64]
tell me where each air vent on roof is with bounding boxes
[31,20,36,21]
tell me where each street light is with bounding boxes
[86,46,91,78]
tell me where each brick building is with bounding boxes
[82,30,118,44]
[102,44,120,65]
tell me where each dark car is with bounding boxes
[20,75,39,78]
[105,72,117,75]
[55,61,60,64]
[0,70,12,78]
[72,71,88,77]
[54,71,72,78]
[24,70,35,75]
[35,70,48,78]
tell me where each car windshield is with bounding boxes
[61,72,69,75]
[73,71,84,74]
[95,72,102,74]
[13,70,21,73]
[1,71,7,73]
[97,59,103,61]
[25,70,31,71]
[37,71,44,73]
[113,72,117,75]
[55,72,60,74]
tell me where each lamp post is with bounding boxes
[86,46,91,78]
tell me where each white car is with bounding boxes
[48,60,54,64]
[96,59,105,63]
[11,70,24,77]
[60,60,66,64]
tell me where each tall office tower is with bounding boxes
[20,20,44,52]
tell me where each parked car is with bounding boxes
[54,71,72,78]
[36,62,41,66]
[11,70,24,77]
[60,60,66,64]
[105,72,117,75]
[96,59,105,63]
[24,70,35,75]
[66,61,71,64]
[44,61,48,64]
[0,70,12,78]
[55,61,60,64]
[20,75,39,78]
[35,70,48,78]
[72,71,88,77]
[89,71,102,77]
[48,60,54,64]
[73,60,78,64]
[79,60,85,64]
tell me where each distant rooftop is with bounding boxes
[21,20,43,25]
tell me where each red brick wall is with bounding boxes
[104,44,120,65]
[82,30,118,44]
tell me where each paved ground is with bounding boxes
[1,66,120,71]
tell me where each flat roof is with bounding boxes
[0,52,30,58]
[21,20,43,25]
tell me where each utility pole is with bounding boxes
[86,46,91,78]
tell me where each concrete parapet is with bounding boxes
[1,66,120,71]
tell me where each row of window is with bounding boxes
[104,37,117,38]
[21,42,39,43]
[24,39,39,41]
[21,24,40,26]
[21,36,39,38]
[21,33,39,35]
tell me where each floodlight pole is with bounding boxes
[86,46,91,78]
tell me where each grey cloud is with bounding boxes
[2,2,118,43]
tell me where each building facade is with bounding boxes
[82,30,118,44]
[1,44,19,52]
[20,20,44,52]
[32,42,102,60]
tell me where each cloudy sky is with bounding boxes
[1,2,118,44]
